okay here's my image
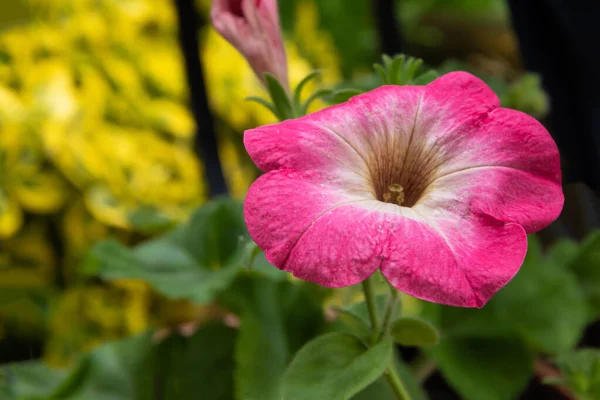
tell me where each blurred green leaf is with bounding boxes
[430,336,533,400]
[87,199,256,304]
[2,332,155,400]
[265,73,293,121]
[425,235,588,354]
[390,316,440,347]
[566,231,600,315]
[158,324,236,400]
[224,276,326,400]
[494,236,588,354]
[282,333,393,400]
[329,88,364,104]
[1,361,70,399]
[353,352,427,400]
[500,73,549,119]
[293,70,322,107]
[553,348,600,400]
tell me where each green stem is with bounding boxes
[361,275,379,331]
[374,286,399,341]
[384,365,413,400]
[360,277,412,400]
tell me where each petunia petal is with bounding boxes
[419,107,563,232]
[245,85,425,179]
[283,201,391,287]
[244,169,368,268]
[380,207,527,308]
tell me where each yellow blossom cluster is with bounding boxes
[0,0,341,363]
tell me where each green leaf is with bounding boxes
[554,349,600,400]
[546,238,579,267]
[87,199,252,304]
[293,71,322,108]
[301,89,333,115]
[388,55,406,85]
[158,324,236,400]
[373,64,388,84]
[494,244,588,353]
[224,277,326,400]
[169,199,247,268]
[344,294,401,332]
[245,96,279,119]
[334,308,372,343]
[264,73,293,120]
[390,317,439,347]
[566,230,600,315]
[66,332,155,400]
[329,88,363,104]
[352,350,427,400]
[430,337,534,400]
[411,70,439,85]
[421,301,512,339]
[2,361,70,399]
[282,333,393,400]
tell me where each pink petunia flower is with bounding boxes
[243,72,564,308]
[211,0,289,90]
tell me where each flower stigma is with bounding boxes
[382,183,405,206]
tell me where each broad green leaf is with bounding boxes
[224,277,326,400]
[390,317,439,347]
[546,238,579,266]
[169,199,247,268]
[431,337,534,400]
[334,308,372,343]
[63,332,155,400]
[1,361,70,399]
[87,199,253,304]
[421,301,511,339]
[264,73,293,120]
[282,333,393,400]
[554,349,600,400]
[494,247,588,354]
[352,353,427,400]
[158,324,236,400]
[567,231,600,315]
[88,238,242,304]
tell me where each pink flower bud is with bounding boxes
[211,0,289,90]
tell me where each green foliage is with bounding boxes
[282,333,393,400]
[431,337,533,400]
[264,73,294,120]
[86,199,257,304]
[423,232,600,399]
[494,236,588,353]
[327,54,439,104]
[248,71,332,119]
[1,325,239,400]
[550,349,600,400]
[224,276,327,400]
[2,332,155,400]
[335,294,401,342]
[390,317,440,347]
[374,54,439,86]
[567,231,600,314]
[157,324,237,400]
